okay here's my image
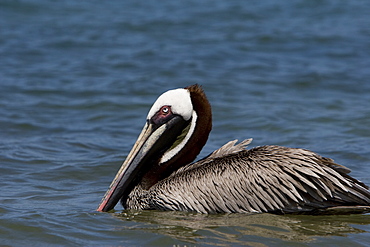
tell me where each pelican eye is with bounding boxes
[150,105,173,126]
[161,106,171,115]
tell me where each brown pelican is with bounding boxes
[98,84,370,214]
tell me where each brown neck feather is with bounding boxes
[140,84,212,189]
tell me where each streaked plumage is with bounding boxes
[98,85,370,214]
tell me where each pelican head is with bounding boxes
[97,85,212,212]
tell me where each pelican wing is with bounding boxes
[207,139,253,159]
[147,143,370,214]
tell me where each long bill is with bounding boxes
[97,116,187,212]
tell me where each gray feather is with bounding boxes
[126,140,370,214]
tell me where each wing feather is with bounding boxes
[146,142,370,214]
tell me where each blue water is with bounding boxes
[1,0,370,246]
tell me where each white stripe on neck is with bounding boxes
[160,111,197,164]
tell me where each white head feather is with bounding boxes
[146,88,197,164]
[147,88,193,121]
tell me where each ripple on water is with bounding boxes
[1,0,370,246]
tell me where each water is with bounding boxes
[1,0,370,246]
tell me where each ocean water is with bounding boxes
[1,0,370,246]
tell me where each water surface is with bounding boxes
[1,0,370,246]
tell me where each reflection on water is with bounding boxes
[114,210,370,246]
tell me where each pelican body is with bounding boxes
[98,85,370,214]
